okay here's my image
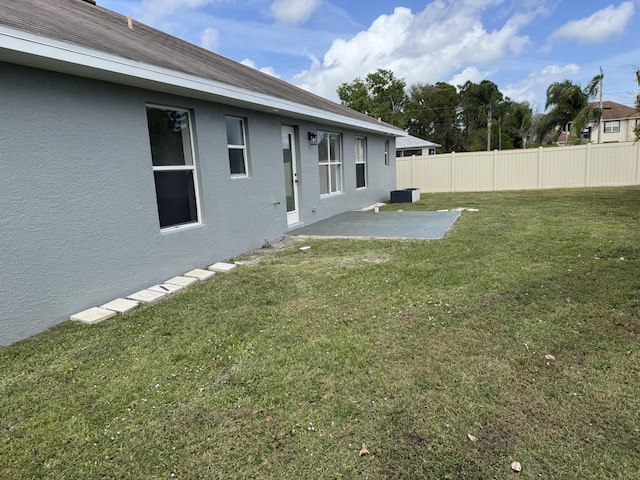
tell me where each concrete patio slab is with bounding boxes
[100,298,139,314]
[70,307,117,324]
[148,283,184,295]
[209,262,237,273]
[127,289,167,304]
[184,268,216,280]
[289,210,461,240]
[165,275,198,287]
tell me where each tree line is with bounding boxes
[337,68,640,153]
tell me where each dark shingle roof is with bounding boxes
[600,101,639,121]
[0,0,401,132]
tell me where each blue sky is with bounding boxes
[97,0,639,112]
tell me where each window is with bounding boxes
[384,139,390,166]
[355,137,367,189]
[398,149,422,157]
[318,131,342,195]
[604,121,620,133]
[226,116,249,176]
[146,106,200,230]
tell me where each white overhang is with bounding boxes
[0,25,403,136]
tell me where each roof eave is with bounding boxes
[0,25,403,136]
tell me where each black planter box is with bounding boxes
[390,188,420,203]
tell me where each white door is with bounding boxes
[282,126,300,226]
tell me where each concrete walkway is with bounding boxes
[290,210,461,240]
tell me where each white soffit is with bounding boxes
[0,25,401,136]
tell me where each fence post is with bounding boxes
[537,146,543,189]
[450,151,455,192]
[411,155,416,189]
[585,143,592,187]
[636,142,640,185]
[493,149,498,191]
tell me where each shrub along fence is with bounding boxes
[397,142,640,192]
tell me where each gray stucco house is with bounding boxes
[0,0,402,345]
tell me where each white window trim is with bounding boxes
[147,104,202,232]
[355,136,367,189]
[318,131,343,196]
[226,116,249,177]
[604,120,620,133]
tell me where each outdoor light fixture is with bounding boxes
[308,131,318,145]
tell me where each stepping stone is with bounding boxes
[184,268,215,280]
[165,275,198,287]
[208,262,237,273]
[148,283,184,295]
[100,298,140,314]
[127,289,166,304]
[70,307,117,324]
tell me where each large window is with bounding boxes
[226,116,249,176]
[355,136,367,189]
[146,106,200,230]
[318,131,342,195]
[604,121,620,133]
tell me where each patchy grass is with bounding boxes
[2,187,639,479]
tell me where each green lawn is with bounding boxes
[1,187,639,479]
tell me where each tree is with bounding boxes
[337,68,407,128]
[406,82,460,152]
[458,80,505,151]
[535,73,603,145]
[504,101,533,149]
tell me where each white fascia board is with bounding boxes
[0,25,402,136]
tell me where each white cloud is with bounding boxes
[503,64,581,109]
[269,0,321,25]
[293,2,536,100]
[548,1,636,45]
[449,67,490,87]
[200,27,219,51]
[240,59,281,78]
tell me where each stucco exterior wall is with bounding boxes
[0,63,396,345]
[589,118,639,143]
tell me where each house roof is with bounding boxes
[396,135,441,149]
[0,0,402,136]
[589,101,639,121]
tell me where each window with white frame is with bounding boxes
[318,131,342,195]
[226,116,249,176]
[355,136,367,189]
[146,106,200,230]
[604,120,620,133]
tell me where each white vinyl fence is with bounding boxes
[396,142,640,192]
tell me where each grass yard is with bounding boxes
[1,187,639,479]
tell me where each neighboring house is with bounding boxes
[592,101,639,143]
[558,101,639,144]
[0,0,402,345]
[396,135,441,156]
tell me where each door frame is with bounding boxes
[282,126,300,226]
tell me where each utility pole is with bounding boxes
[597,66,603,144]
[487,109,492,151]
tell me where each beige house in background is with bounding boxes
[558,101,639,145]
[589,101,639,143]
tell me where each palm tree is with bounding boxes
[505,101,533,149]
[536,73,603,145]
